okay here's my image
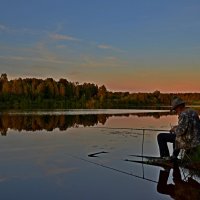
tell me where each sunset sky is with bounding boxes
[0,0,200,92]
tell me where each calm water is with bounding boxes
[0,109,200,200]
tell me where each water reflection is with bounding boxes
[0,110,200,200]
[0,111,171,135]
[157,164,200,199]
[0,114,107,135]
[86,152,200,200]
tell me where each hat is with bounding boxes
[171,97,185,111]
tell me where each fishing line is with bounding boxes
[65,127,170,184]
[84,127,170,132]
[68,153,158,184]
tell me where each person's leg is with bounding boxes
[157,133,176,157]
[171,137,180,159]
[172,149,180,158]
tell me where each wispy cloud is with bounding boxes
[1,24,80,42]
[97,44,125,52]
[80,55,128,69]
[97,44,114,49]
[50,33,80,41]
[0,176,9,183]
[0,24,7,31]
[0,23,128,80]
[0,41,77,74]
[0,55,69,64]
[0,23,47,36]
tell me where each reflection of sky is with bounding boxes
[103,114,177,129]
[0,114,198,199]
[7,109,170,115]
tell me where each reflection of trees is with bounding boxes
[0,114,110,135]
[0,112,171,135]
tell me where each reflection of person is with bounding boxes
[157,97,200,160]
[157,164,200,199]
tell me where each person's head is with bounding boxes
[171,97,185,114]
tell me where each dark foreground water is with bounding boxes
[0,109,200,200]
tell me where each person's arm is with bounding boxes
[170,125,177,134]
[175,113,189,136]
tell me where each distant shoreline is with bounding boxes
[1,74,200,110]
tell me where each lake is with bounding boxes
[0,109,200,200]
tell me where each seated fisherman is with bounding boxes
[157,97,200,160]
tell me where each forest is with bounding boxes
[0,73,200,109]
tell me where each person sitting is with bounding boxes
[157,97,200,160]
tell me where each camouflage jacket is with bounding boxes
[175,108,200,149]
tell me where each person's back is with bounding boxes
[175,108,200,149]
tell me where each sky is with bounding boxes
[0,0,200,93]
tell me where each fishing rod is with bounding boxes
[85,126,170,180]
[67,127,171,184]
[70,154,158,184]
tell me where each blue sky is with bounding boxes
[0,0,200,92]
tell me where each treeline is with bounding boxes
[0,73,106,109]
[0,73,200,109]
